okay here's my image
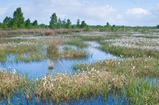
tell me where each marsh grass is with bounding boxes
[123,77,159,104]
[47,39,61,60]
[100,42,159,59]
[35,70,125,102]
[60,49,88,59]
[74,58,159,77]
[73,58,159,104]
[0,71,28,98]
[0,43,46,62]
[0,46,7,62]
[65,40,88,48]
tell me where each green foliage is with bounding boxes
[13,7,25,28]
[76,19,80,28]
[0,23,2,28]
[83,26,90,32]
[25,18,31,29]
[49,13,57,29]
[57,18,62,28]
[61,19,66,28]
[39,24,47,28]
[2,16,13,28]
[156,25,159,29]
[80,21,86,28]
[66,19,71,28]
[32,20,38,28]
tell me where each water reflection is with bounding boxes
[0,92,130,105]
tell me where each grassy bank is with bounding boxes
[100,42,159,59]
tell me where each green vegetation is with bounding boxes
[73,57,159,104]
[100,42,159,59]
[47,39,59,60]
[65,40,88,48]
[60,49,88,59]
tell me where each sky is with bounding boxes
[0,0,159,26]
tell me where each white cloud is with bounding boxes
[126,8,150,15]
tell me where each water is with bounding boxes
[0,92,130,105]
[1,41,119,78]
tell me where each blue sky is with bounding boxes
[0,0,159,26]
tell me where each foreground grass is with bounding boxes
[35,70,125,102]
[73,58,159,104]
[0,62,158,104]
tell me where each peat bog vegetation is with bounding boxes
[0,29,159,105]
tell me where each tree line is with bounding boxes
[0,7,87,30]
[0,7,158,31]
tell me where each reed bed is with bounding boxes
[73,57,159,104]
[0,71,28,98]
[35,70,126,102]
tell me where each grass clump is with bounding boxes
[65,40,88,48]
[60,49,88,59]
[0,71,29,98]
[0,42,46,62]
[123,77,159,104]
[47,39,60,60]
[35,70,126,102]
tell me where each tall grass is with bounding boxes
[47,38,60,60]
[35,70,125,102]
[73,58,159,104]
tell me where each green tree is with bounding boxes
[57,18,62,28]
[39,24,47,28]
[106,22,111,31]
[106,22,110,28]
[2,16,13,28]
[66,19,71,28]
[12,7,25,28]
[49,13,57,29]
[25,18,31,29]
[62,19,66,28]
[80,21,86,28]
[0,23,2,28]
[32,20,38,27]
[156,25,159,29]
[76,19,80,28]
